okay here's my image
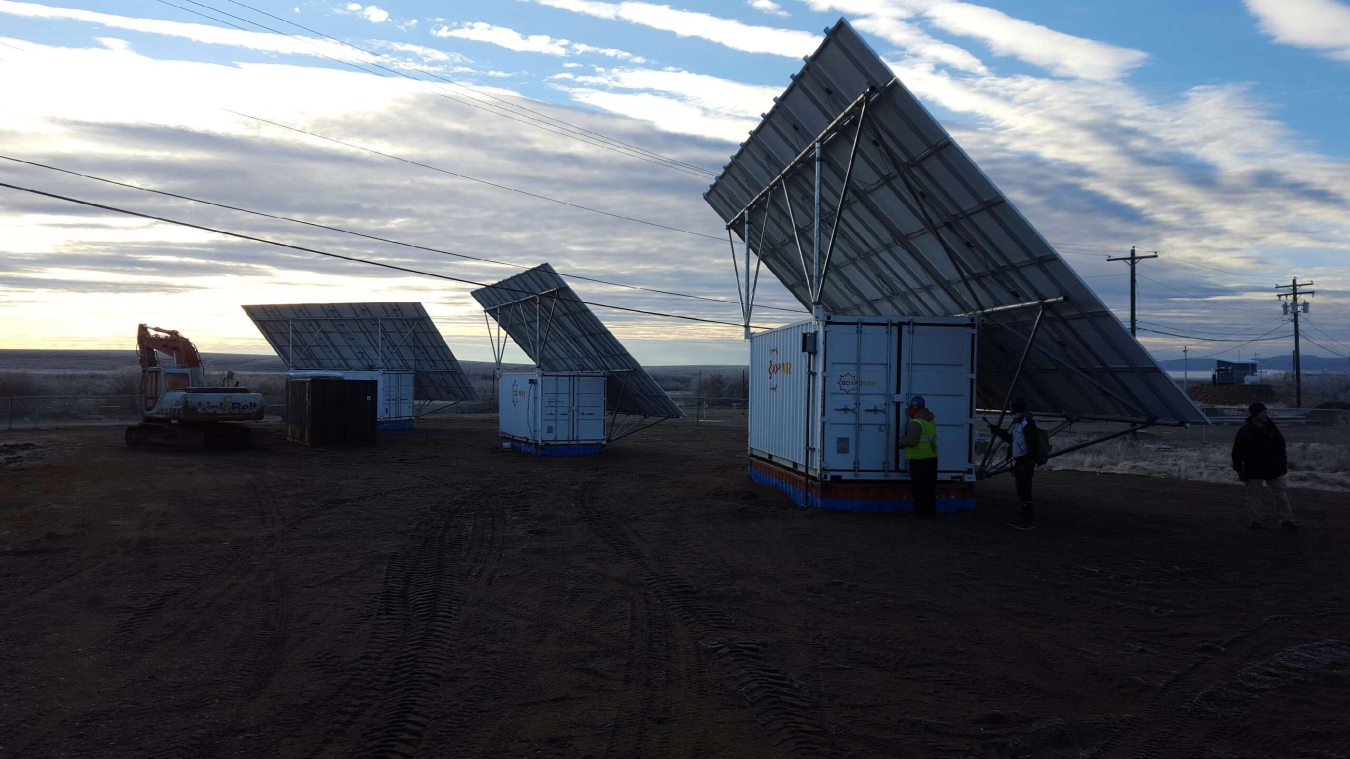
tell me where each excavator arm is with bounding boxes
[137,324,204,370]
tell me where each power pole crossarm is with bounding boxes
[1107,246,1159,337]
[1276,279,1315,408]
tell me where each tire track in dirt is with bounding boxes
[576,479,837,758]
[1087,607,1350,759]
[301,486,515,759]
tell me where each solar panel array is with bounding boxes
[470,264,684,419]
[704,19,1205,427]
[242,302,479,403]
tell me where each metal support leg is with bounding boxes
[728,228,747,327]
[816,100,867,304]
[781,183,813,301]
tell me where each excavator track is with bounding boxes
[125,423,251,450]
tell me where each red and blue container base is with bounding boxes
[749,457,974,513]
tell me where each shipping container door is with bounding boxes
[575,375,606,442]
[823,323,894,473]
[498,373,536,440]
[541,375,572,441]
[900,324,975,476]
[748,322,812,469]
[395,373,415,419]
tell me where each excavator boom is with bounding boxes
[137,324,203,369]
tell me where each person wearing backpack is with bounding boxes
[988,397,1044,531]
[899,395,939,518]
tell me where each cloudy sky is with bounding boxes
[1,0,1348,366]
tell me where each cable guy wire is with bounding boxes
[225,110,733,243]
[1193,321,1294,360]
[0,181,778,331]
[218,0,718,178]
[0,154,798,313]
[156,0,713,179]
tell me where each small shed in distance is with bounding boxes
[1213,359,1259,385]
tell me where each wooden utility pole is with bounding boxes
[1276,279,1315,408]
[1107,246,1159,337]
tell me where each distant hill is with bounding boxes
[0,350,750,377]
[1154,353,1349,373]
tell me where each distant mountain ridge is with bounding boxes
[4,349,1347,375]
[1154,353,1349,373]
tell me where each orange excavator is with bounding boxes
[125,324,264,448]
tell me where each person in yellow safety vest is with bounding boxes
[899,395,939,517]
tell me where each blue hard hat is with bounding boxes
[909,395,926,407]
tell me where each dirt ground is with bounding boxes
[2,417,1347,759]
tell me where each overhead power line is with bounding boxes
[1303,318,1350,355]
[226,109,734,243]
[1193,321,1293,360]
[217,0,717,178]
[1137,316,1287,337]
[1136,327,1292,343]
[153,0,714,179]
[1301,335,1350,360]
[0,154,798,312]
[0,181,779,331]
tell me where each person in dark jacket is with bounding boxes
[1232,402,1297,530]
[989,397,1038,531]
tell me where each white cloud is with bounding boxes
[339,3,391,24]
[432,22,571,55]
[1245,0,1350,61]
[368,40,470,65]
[0,0,363,59]
[570,42,647,64]
[528,0,821,57]
[805,1,1147,80]
[562,61,582,68]
[850,12,987,73]
[0,39,767,357]
[921,2,1147,80]
[432,21,649,63]
[748,0,788,17]
[549,67,780,142]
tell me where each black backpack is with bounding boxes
[1031,424,1052,466]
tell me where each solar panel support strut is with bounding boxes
[978,304,1046,477]
[983,423,1149,478]
[726,84,881,228]
[815,99,868,306]
[959,297,1066,317]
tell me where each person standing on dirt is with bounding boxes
[988,397,1038,531]
[899,395,939,518]
[1232,402,1298,530]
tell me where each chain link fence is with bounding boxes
[1,395,287,430]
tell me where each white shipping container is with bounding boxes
[749,315,976,481]
[286,370,415,426]
[499,370,607,449]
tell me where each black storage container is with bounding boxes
[286,378,378,447]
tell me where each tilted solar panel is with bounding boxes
[704,19,1205,427]
[470,264,684,420]
[241,302,479,403]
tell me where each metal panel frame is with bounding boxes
[703,18,1206,432]
[471,263,684,421]
[242,302,479,403]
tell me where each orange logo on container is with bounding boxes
[767,356,791,392]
